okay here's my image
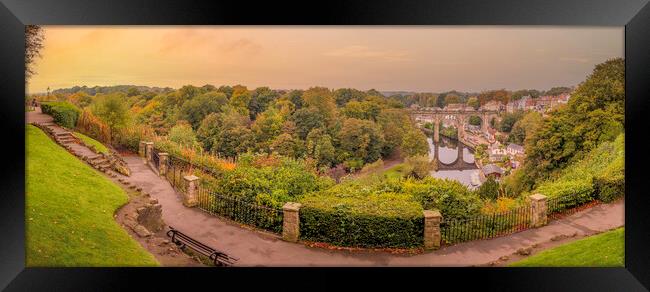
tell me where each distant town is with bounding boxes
[410,90,572,187]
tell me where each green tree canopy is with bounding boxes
[291,107,326,140]
[467,97,480,109]
[342,100,382,121]
[248,87,279,120]
[401,129,429,157]
[168,120,200,149]
[306,128,338,168]
[91,93,130,139]
[337,118,385,164]
[179,91,228,129]
[251,107,285,152]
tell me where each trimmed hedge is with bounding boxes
[593,174,624,203]
[300,207,424,248]
[41,102,81,129]
[298,180,426,248]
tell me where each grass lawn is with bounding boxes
[26,125,159,266]
[73,131,109,154]
[510,228,624,267]
[352,163,407,184]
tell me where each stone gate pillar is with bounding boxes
[158,152,169,176]
[282,202,302,242]
[530,193,548,227]
[182,175,199,207]
[144,142,154,164]
[139,141,146,158]
[424,210,442,250]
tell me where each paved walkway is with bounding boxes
[26,108,625,266]
[126,156,624,266]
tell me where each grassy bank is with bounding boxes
[26,125,159,266]
[73,131,109,154]
[510,228,624,267]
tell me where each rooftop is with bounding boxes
[482,164,504,175]
[507,143,524,151]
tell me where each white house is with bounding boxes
[506,143,524,156]
[489,141,507,155]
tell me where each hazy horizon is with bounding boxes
[27,26,623,94]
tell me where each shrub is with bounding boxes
[113,124,155,152]
[299,184,424,247]
[168,120,200,149]
[477,176,499,200]
[360,159,384,174]
[300,207,424,248]
[41,102,81,128]
[537,178,595,213]
[76,109,111,143]
[343,158,364,172]
[402,155,433,179]
[154,139,233,176]
[402,177,482,221]
[593,175,624,203]
[533,133,624,208]
[182,151,334,208]
[593,158,624,203]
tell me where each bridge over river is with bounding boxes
[426,135,481,187]
[409,107,499,145]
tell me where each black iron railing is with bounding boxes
[440,205,533,245]
[165,155,189,193]
[196,187,284,234]
[546,192,594,219]
[152,148,160,171]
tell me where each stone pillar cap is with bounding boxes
[144,141,154,145]
[158,152,169,156]
[423,210,442,218]
[530,193,547,201]
[184,175,199,181]
[283,202,302,211]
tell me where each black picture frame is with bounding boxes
[1,0,649,290]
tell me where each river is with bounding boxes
[426,135,481,188]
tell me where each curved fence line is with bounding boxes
[196,187,284,233]
[159,151,283,234]
[441,205,532,244]
[148,144,606,246]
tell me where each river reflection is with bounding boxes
[427,135,480,188]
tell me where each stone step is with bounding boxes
[54,132,72,137]
[88,155,104,161]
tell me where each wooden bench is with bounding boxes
[166,227,238,267]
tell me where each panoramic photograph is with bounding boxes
[25,26,624,267]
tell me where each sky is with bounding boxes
[27,26,624,94]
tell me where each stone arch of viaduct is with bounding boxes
[410,108,500,143]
